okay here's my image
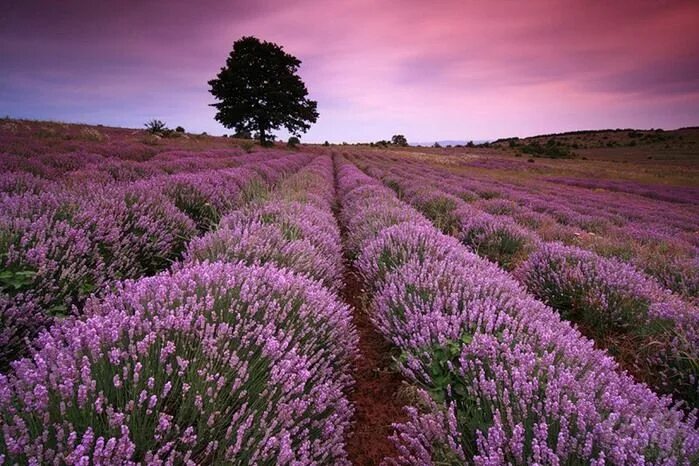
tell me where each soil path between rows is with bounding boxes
[332,159,408,465]
[340,267,408,465]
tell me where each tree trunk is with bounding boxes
[258,126,267,146]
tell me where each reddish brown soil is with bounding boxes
[332,156,408,464]
[341,267,408,465]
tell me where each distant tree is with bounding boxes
[323,140,330,146]
[433,142,442,148]
[145,119,167,134]
[208,36,319,146]
[175,126,185,133]
[391,134,408,146]
[287,136,300,147]
[466,141,475,148]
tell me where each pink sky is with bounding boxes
[2,0,698,142]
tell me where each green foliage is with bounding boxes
[391,134,408,146]
[385,179,403,198]
[169,193,219,233]
[175,126,185,133]
[419,197,459,234]
[209,36,319,145]
[287,136,301,147]
[520,139,572,158]
[240,178,269,204]
[0,268,36,293]
[463,227,534,270]
[421,333,473,403]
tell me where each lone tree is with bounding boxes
[209,36,319,146]
[391,134,408,146]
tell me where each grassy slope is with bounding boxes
[0,118,262,158]
[323,127,699,187]
[3,118,698,187]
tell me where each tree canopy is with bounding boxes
[391,134,408,146]
[208,36,319,145]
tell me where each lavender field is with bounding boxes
[1,121,698,464]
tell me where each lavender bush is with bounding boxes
[350,151,699,406]
[335,155,699,464]
[184,208,342,290]
[516,242,699,404]
[348,150,699,300]
[454,204,539,269]
[0,153,311,370]
[185,156,345,291]
[0,262,356,464]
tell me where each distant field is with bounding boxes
[1,119,697,464]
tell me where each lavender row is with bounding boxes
[0,153,311,369]
[168,154,356,461]
[448,155,699,235]
[334,155,698,464]
[351,151,699,299]
[183,155,346,291]
[431,158,698,300]
[545,176,699,206]
[0,155,359,464]
[0,148,276,185]
[517,243,699,402]
[352,154,699,405]
[363,151,699,248]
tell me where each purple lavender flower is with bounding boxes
[334,154,699,464]
[0,262,357,464]
[516,241,699,403]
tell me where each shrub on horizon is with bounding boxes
[144,119,167,135]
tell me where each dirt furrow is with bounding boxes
[332,162,408,465]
